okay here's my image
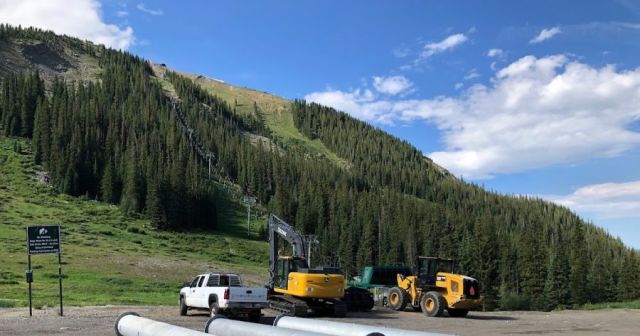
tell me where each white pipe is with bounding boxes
[273,315,451,336]
[204,316,351,336]
[115,312,210,336]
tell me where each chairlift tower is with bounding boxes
[303,234,319,268]
[243,194,257,237]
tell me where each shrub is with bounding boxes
[500,293,530,311]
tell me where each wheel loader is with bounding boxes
[387,256,482,317]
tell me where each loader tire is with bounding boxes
[388,287,408,311]
[421,291,446,317]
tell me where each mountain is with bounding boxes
[1,25,639,311]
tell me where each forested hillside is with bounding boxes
[1,25,638,311]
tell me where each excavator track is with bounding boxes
[327,298,347,317]
[268,294,310,317]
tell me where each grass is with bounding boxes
[580,299,640,310]
[181,72,350,168]
[0,136,269,308]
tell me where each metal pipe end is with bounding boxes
[115,312,140,336]
[204,315,227,333]
[272,313,289,326]
[366,333,385,336]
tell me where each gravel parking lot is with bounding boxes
[1,305,639,335]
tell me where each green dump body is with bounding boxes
[349,265,413,288]
[348,265,413,307]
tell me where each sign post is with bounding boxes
[26,225,63,317]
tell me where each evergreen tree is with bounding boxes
[569,223,589,305]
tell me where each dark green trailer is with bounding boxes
[347,265,413,307]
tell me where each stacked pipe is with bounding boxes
[114,312,451,336]
[273,315,450,336]
[115,312,209,336]
[204,316,361,336]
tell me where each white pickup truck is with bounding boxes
[179,272,268,321]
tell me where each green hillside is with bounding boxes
[179,69,349,167]
[1,25,639,312]
[0,136,267,308]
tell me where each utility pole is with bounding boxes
[243,194,256,237]
[304,235,319,268]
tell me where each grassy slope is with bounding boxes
[177,69,349,167]
[580,300,640,310]
[0,136,268,308]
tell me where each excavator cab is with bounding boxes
[274,256,309,290]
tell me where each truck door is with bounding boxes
[186,276,201,307]
[195,275,208,307]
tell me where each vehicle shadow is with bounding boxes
[465,314,518,321]
[336,309,400,320]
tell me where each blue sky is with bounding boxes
[1,0,639,248]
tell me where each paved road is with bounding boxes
[1,305,639,335]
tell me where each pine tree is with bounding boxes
[569,223,589,305]
[543,243,570,311]
[474,216,499,310]
[32,97,50,164]
[120,145,141,214]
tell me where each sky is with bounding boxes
[1,0,639,248]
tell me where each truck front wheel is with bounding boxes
[179,297,188,316]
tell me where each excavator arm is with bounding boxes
[268,214,308,289]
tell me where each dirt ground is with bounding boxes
[1,305,639,336]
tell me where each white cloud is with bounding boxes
[136,3,163,16]
[404,33,469,69]
[116,10,129,18]
[464,69,480,80]
[0,0,134,49]
[421,33,468,59]
[393,47,410,58]
[305,55,640,178]
[546,181,640,219]
[372,75,413,96]
[305,88,397,123]
[530,26,561,44]
[487,48,503,58]
[454,82,464,90]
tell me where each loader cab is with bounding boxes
[416,257,455,287]
[275,256,308,289]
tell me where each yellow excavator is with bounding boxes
[388,256,482,317]
[266,214,347,317]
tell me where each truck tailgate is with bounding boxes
[229,287,268,303]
